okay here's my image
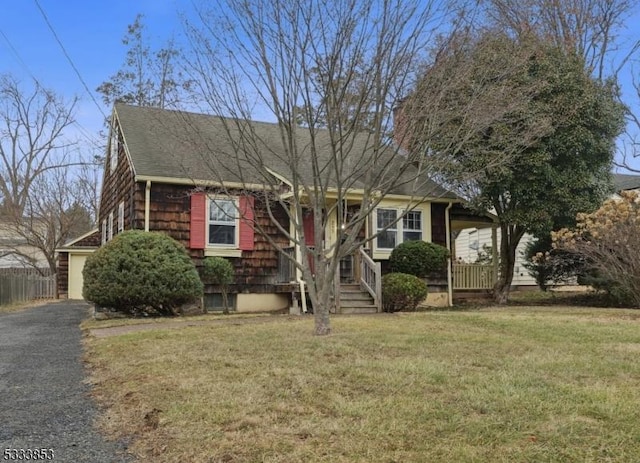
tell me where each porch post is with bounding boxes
[290,204,307,313]
[491,225,499,286]
[445,202,453,307]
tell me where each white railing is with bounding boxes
[453,264,495,290]
[359,247,382,312]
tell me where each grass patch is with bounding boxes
[85,308,640,462]
[0,299,55,314]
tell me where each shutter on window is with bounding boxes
[303,210,315,246]
[239,195,255,251]
[190,193,206,249]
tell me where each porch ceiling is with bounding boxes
[450,204,496,231]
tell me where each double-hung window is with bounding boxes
[376,209,398,249]
[376,208,423,250]
[208,198,237,246]
[403,211,422,242]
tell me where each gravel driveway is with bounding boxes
[0,301,132,462]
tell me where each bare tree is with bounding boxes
[13,167,93,276]
[178,0,465,335]
[174,0,529,334]
[0,75,96,277]
[480,0,639,80]
[0,75,78,216]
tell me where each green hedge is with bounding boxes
[83,231,203,316]
[389,241,449,278]
[382,272,428,312]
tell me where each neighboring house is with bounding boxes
[454,172,640,290]
[0,220,48,270]
[58,103,492,311]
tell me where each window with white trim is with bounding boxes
[376,208,397,249]
[108,212,114,241]
[403,211,422,242]
[208,198,238,246]
[376,208,423,249]
[109,128,118,173]
[101,219,107,244]
[117,202,125,233]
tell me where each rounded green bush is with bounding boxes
[382,272,428,313]
[389,240,450,278]
[83,231,203,316]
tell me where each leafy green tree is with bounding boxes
[83,231,203,316]
[409,32,625,303]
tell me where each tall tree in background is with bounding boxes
[97,14,189,108]
[17,168,94,275]
[0,75,78,216]
[480,0,638,80]
[407,32,625,303]
[0,74,94,274]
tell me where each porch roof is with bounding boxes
[450,204,496,231]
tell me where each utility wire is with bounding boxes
[0,28,44,88]
[33,0,109,122]
[1,25,104,150]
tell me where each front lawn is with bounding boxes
[85,307,640,462]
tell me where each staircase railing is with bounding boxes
[359,247,382,312]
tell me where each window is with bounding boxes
[117,202,125,233]
[204,293,237,312]
[376,209,397,249]
[208,198,237,246]
[108,212,114,241]
[403,211,422,242]
[109,128,118,173]
[376,208,423,250]
[101,219,107,244]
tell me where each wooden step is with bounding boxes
[340,306,378,314]
[337,286,378,313]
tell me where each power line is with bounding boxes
[33,0,108,122]
[0,28,44,88]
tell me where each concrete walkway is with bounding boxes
[0,301,132,462]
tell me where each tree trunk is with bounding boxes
[493,224,524,304]
[304,257,332,336]
[314,305,332,335]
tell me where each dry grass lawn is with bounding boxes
[85,307,640,462]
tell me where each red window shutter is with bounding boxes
[303,210,315,246]
[239,195,255,251]
[190,193,206,249]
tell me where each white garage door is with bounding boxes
[68,254,88,300]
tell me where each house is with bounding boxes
[58,103,493,312]
[454,172,640,290]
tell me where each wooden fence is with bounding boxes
[0,268,56,305]
[452,264,495,290]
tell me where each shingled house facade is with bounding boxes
[58,103,490,311]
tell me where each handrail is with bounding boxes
[359,247,382,312]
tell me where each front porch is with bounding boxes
[276,246,497,312]
[277,246,382,314]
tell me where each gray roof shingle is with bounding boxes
[114,103,458,200]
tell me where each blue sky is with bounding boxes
[1,0,640,167]
[0,0,182,148]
